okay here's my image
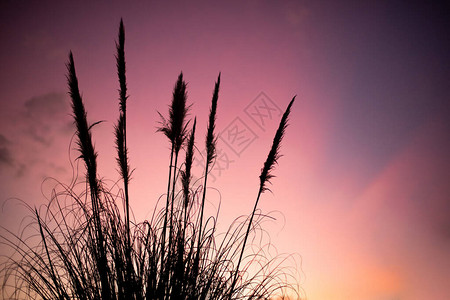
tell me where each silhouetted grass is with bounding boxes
[0,20,301,300]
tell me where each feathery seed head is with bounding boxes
[182,118,196,207]
[115,115,130,183]
[206,73,220,166]
[116,19,127,113]
[259,96,295,192]
[115,18,130,184]
[67,52,99,193]
[158,72,189,154]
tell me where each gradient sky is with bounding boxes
[1,1,449,299]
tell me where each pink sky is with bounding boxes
[1,1,449,299]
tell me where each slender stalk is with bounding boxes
[67,52,111,300]
[158,145,174,296]
[169,149,179,241]
[182,118,196,232]
[229,96,295,299]
[198,73,220,239]
[115,18,130,247]
[157,73,189,297]
[194,73,220,281]
[35,208,68,299]
[115,18,136,297]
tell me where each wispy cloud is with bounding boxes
[0,134,14,166]
[0,93,73,178]
[23,93,71,146]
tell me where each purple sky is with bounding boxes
[1,1,449,299]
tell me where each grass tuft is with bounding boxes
[1,21,301,300]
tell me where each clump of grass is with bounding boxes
[0,20,301,300]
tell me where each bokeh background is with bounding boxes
[1,1,449,299]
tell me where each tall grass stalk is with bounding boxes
[115,18,130,247]
[229,96,295,299]
[114,18,136,297]
[193,73,220,284]
[157,71,189,297]
[0,20,301,300]
[68,51,112,300]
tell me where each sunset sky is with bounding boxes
[1,1,449,299]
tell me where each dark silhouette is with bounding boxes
[0,20,300,300]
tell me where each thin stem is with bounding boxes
[229,96,295,299]
[159,146,174,291]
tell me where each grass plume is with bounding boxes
[260,96,295,192]
[182,118,196,213]
[114,18,136,297]
[157,72,190,297]
[67,52,112,299]
[194,73,221,283]
[230,96,296,299]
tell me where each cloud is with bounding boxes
[0,134,14,166]
[0,134,9,145]
[0,147,13,166]
[23,93,70,146]
[24,93,67,118]
[0,93,72,178]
